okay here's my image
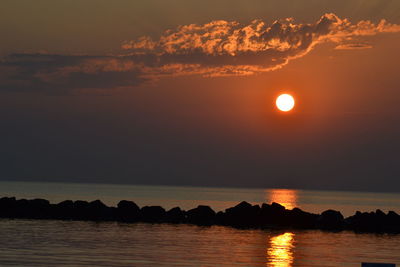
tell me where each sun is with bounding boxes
[276,94,295,112]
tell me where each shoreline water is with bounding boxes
[1,196,399,234]
[2,179,400,194]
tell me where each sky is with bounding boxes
[1,0,400,192]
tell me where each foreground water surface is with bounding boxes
[0,219,399,266]
[0,181,399,266]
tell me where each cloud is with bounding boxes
[335,43,373,50]
[122,13,400,73]
[0,54,147,93]
[1,13,399,93]
[147,16,399,54]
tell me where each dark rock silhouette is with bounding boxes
[222,201,261,228]
[15,199,29,218]
[165,207,186,223]
[73,200,90,220]
[117,200,140,222]
[0,196,399,234]
[385,211,400,233]
[27,198,51,219]
[317,210,344,230]
[0,197,17,217]
[261,202,288,226]
[54,200,74,219]
[86,200,113,221]
[345,209,400,233]
[141,206,166,222]
[288,208,318,229]
[186,205,216,225]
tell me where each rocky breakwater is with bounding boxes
[0,197,399,234]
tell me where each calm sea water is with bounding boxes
[0,181,399,266]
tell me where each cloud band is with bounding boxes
[1,13,399,92]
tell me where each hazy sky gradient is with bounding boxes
[1,0,400,192]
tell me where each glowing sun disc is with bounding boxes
[276,94,295,112]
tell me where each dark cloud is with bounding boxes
[0,54,147,93]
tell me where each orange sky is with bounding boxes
[0,0,400,191]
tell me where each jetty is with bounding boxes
[0,197,399,234]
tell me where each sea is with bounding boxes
[0,181,399,266]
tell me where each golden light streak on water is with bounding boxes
[267,232,295,267]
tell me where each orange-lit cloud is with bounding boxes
[122,13,400,77]
[1,13,399,92]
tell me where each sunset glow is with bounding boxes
[1,1,400,266]
[267,232,295,267]
[266,189,298,210]
[276,94,295,112]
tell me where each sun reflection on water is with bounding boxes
[265,189,298,210]
[267,232,295,267]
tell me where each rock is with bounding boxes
[0,196,16,205]
[223,201,261,228]
[15,199,29,218]
[259,202,289,227]
[74,200,89,208]
[387,210,399,217]
[385,211,400,233]
[73,200,90,220]
[375,209,385,217]
[215,211,225,224]
[165,207,186,223]
[89,200,107,209]
[117,200,140,222]
[0,197,17,217]
[288,208,318,229]
[3,198,51,219]
[346,211,372,232]
[27,199,51,219]
[271,202,286,213]
[57,200,74,209]
[54,200,74,219]
[317,210,344,230]
[51,199,113,221]
[87,200,112,221]
[346,210,400,233]
[141,206,166,222]
[118,200,139,210]
[186,205,216,225]
[0,196,398,234]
